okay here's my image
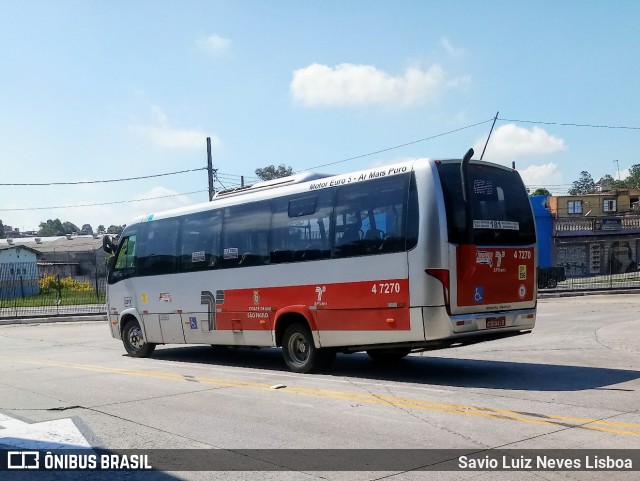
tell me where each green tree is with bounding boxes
[255,164,294,181]
[38,219,80,236]
[597,174,616,189]
[619,164,640,188]
[0,219,4,239]
[62,221,80,234]
[107,225,124,235]
[531,188,551,197]
[38,219,64,236]
[568,171,596,195]
[97,225,106,234]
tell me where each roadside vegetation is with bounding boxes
[0,275,105,308]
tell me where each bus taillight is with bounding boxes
[425,268,451,313]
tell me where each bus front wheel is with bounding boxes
[282,324,334,373]
[122,319,156,358]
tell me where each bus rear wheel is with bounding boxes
[366,348,411,362]
[122,319,156,358]
[282,324,335,373]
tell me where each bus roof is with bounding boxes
[127,157,427,225]
[214,172,332,199]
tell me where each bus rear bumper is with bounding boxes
[337,306,534,353]
[421,305,536,342]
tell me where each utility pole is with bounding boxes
[207,137,214,201]
[614,159,621,180]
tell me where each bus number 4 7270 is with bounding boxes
[371,283,401,294]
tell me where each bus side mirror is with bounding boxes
[103,235,116,254]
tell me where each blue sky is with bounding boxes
[1,1,639,232]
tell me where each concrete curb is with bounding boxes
[0,315,107,326]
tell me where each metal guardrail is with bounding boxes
[538,271,640,292]
[0,256,638,319]
[0,261,106,318]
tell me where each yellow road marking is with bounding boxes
[6,358,640,437]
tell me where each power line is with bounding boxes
[214,172,227,191]
[0,178,245,213]
[0,190,208,212]
[0,119,511,214]
[0,167,207,186]
[3,117,637,189]
[217,172,260,183]
[11,114,635,212]
[498,118,640,130]
[302,118,496,172]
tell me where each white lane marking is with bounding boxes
[0,413,91,449]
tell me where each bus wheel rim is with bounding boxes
[129,326,144,350]
[288,333,309,365]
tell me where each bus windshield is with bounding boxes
[436,161,535,246]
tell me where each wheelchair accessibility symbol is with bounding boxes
[473,286,485,303]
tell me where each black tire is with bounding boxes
[122,319,156,358]
[282,324,332,373]
[366,347,411,362]
[547,278,558,288]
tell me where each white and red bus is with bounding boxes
[103,150,537,373]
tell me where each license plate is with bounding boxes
[486,316,506,329]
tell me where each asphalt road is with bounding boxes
[0,294,639,480]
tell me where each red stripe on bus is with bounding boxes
[214,307,410,331]
[214,279,410,331]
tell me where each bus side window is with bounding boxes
[270,192,332,263]
[179,211,222,272]
[219,201,270,269]
[333,174,410,258]
[334,211,364,257]
[137,218,180,276]
[301,192,332,260]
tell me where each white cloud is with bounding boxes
[130,186,195,219]
[197,34,231,54]
[132,125,213,149]
[74,188,195,229]
[291,63,470,107]
[0,186,200,234]
[473,124,566,161]
[518,163,563,188]
[618,168,630,181]
[369,156,423,168]
[129,106,218,149]
[149,105,168,125]
[440,37,464,57]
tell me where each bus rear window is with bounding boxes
[436,162,535,246]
